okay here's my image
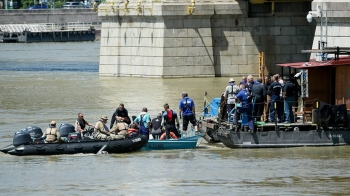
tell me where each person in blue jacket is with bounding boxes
[235,84,254,132]
[268,74,283,123]
[179,92,198,133]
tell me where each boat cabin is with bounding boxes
[277,54,350,126]
[277,56,350,109]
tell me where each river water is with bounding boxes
[0,42,350,195]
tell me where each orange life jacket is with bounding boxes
[128,128,139,136]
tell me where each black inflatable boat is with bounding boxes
[1,124,148,156]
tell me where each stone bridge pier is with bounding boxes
[98,0,349,78]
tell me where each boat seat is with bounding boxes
[294,102,313,123]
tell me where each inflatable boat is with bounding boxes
[1,124,148,156]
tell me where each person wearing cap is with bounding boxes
[110,103,131,129]
[94,115,124,140]
[151,112,164,139]
[162,103,180,139]
[224,78,240,117]
[43,121,61,143]
[283,76,296,123]
[179,92,198,133]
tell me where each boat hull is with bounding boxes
[5,135,148,156]
[200,121,221,143]
[0,144,15,153]
[217,129,350,148]
[142,135,202,150]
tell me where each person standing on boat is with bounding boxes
[162,103,180,139]
[43,121,61,143]
[134,107,151,139]
[94,115,124,140]
[110,103,131,129]
[179,92,198,133]
[283,76,296,124]
[235,84,254,132]
[262,75,272,122]
[251,78,265,122]
[224,78,240,118]
[269,75,283,123]
[75,113,94,136]
[240,76,247,85]
[247,75,256,91]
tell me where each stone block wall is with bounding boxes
[98,0,316,78]
[0,9,101,24]
[310,0,350,59]
[99,2,220,77]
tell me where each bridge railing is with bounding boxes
[0,23,93,33]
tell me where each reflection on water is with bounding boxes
[0,42,350,195]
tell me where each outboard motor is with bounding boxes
[59,123,75,138]
[13,126,44,147]
[25,126,43,139]
[13,132,32,147]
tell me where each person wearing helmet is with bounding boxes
[43,121,61,143]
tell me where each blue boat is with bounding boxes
[142,134,203,150]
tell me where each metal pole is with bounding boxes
[274,101,277,131]
[316,99,319,130]
[235,103,238,132]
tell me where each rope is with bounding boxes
[203,96,220,111]
[205,93,217,103]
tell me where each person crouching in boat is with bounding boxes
[42,121,62,143]
[127,123,139,136]
[93,115,124,140]
[162,103,180,139]
[110,117,129,137]
[151,113,164,139]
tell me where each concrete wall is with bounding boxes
[98,0,316,78]
[310,0,350,59]
[0,9,101,24]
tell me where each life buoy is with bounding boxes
[160,132,178,140]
